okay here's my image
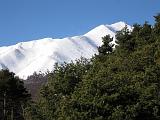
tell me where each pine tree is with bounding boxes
[0,69,31,120]
[98,35,114,56]
[154,13,160,35]
[28,14,160,120]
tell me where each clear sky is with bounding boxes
[0,0,160,46]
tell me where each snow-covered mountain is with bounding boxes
[0,22,131,79]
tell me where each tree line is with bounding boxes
[0,14,160,120]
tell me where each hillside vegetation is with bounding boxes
[25,14,160,120]
[1,14,160,120]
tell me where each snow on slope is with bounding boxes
[0,22,131,79]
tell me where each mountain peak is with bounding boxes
[0,22,131,79]
[109,21,132,31]
[110,21,126,27]
[85,24,113,37]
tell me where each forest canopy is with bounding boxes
[1,14,160,120]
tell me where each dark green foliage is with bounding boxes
[0,69,31,120]
[46,58,91,96]
[98,35,114,56]
[115,25,135,53]
[154,13,160,35]
[27,58,91,120]
[28,14,160,120]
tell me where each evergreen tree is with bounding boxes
[154,13,160,35]
[28,58,91,120]
[28,14,160,120]
[0,69,31,120]
[98,35,114,56]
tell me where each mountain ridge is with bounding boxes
[0,22,132,79]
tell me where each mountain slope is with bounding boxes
[0,22,131,79]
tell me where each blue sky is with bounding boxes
[0,0,160,46]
